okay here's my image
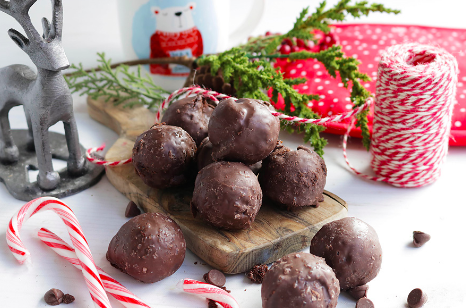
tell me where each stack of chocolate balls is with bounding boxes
[131,94,328,230]
[261,217,383,308]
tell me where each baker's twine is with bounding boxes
[86,87,372,166]
[343,43,458,187]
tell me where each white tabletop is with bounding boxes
[1,1,466,307]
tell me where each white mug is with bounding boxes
[116,0,265,91]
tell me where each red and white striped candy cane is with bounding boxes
[87,86,372,166]
[6,197,112,308]
[181,279,239,308]
[38,228,151,308]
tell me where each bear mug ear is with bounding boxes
[187,2,196,10]
[151,6,161,15]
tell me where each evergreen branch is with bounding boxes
[65,53,170,109]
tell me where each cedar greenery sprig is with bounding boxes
[201,1,399,154]
[65,53,170,109]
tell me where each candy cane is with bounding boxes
[86,86,372,166]
[6,197,112,308]
[181,279,239,308]
[38,228,151,308]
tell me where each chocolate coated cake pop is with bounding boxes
[132,124,196,189]
[161,95,215,146]
[310,217,382,290]
[107,213,186,283]
[191,161,262,230]
[259,143,327,209]
[208,98,280,165]
[261,252,340,308]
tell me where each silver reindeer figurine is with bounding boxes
[0,0,85,190]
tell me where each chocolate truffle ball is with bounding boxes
[107,213,186,283]
[208,98,280,165]
[197,137,262,174]
[259,143,327,209]
[261,252,340,308]
[161,95,215,146]
[310,217,383,290]
[191,161,262,230]
[132,124,196,189]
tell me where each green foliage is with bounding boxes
[201,1,399,154]
[65,53,170,109]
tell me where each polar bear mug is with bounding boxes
[116,0,265,90]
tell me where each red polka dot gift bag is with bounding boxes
[271,23,466,146]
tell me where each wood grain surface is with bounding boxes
[87,96,348,274]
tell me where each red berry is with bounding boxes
[265,31,272,36]
[291,45,300,53]
[280,44,291,54]
[281,38,292,46]
[297,39,305,48]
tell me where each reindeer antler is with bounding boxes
[0,0,48,43]
[0,0,9,13]
[50,0,63,39]
[42,0,63,41]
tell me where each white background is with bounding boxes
[1,0,466,307]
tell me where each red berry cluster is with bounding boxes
[275,30,339,55]
[318,31,339,51]
[279,38,315,54]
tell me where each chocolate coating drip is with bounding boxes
[132,124,197,189]
[191,161,262,230]
[310,217,382,290]
[161,95,215,146]
[261,252,340,308]
[106,213,186,283]
[208,98,280,165]
[259,143,327,209]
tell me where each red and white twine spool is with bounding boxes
[344,43,458,187]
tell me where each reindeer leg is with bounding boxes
[25,110,35,151]
[31,119,60,190]
[0,106,19,164]
[63,117,86,176]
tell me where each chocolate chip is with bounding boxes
[203,269,226,287]
[44,288,64,306]
[62,294,75,304]
[125,201,141,218]
[208,299,218,308]
[356,297,374,308]
[246,264,269,284]
[348,284,369,300]
[407,288,427,308]
[413,231,431,247]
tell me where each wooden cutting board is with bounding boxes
[87,97,348,274]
